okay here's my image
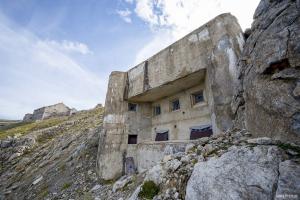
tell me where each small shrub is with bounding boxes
[83,192,93,200]
[59,163,66,172]
[190,146,197,153]
[75,188,83,195]
[138,181,159,199]
[278,143,300,154]
[102,179,115,185]
[39,185,49,198]
[61,182,71,190]
[191,159,198,165]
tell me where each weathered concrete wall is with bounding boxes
[127,13,243,133]
[97,72,128,180]
[125,103,152,142]
[127,62,146,98]
[151,84,211,140]
[97,13,244,180]
[136,141,193,173]
[127,24,211,100]
[204,13,244,133]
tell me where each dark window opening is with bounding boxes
[128,135,138,144]
[171,99,180,111]
[190,125,212,140]
[155,131,169,141]
[153,105,161,116]
[192,91,204,105]
[128,103,137,111]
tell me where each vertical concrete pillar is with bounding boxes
[205,14,244,134]
[96,71,128,180]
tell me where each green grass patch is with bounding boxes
[191,159,198,165]
[0,121,29,131]
[206,148,219,156]
[61,182,71,190]
[0,117,68,139]
[59,163,66,172]
[138,181,159,199]
[278,143,300,154]
[0,107,104,140]
[36,133,57,144]
[122,179,134,191]
[38,185,49,198]
[101,179,115,185]
[83,192,93,200]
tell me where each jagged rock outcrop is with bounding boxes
[125,130,299,200]
[232,0,300,143]
[275,160,300,199]
[186,146,283,200]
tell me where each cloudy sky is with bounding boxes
[0,0,260,119]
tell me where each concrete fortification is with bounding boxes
[1,1,299,199]
[97,0,300,182]
[97,13,245,180]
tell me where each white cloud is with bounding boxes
[125,0,260,65]
[117,9,132,23]
[134,0,159,26]
[0,14,105,119]
[44,39,93,55]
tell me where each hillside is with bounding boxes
[0,120,21,130]
[0,107,111,199]
[1,107,299,200]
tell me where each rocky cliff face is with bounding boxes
[186,143,299,200]
[232,0,300,143]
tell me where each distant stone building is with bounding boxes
[23,103,75,121]
[23,114,34,122]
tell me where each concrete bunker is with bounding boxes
[97,13,244,180]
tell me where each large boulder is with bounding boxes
[186,145,283,200]
[232,0,300,143]
[275,160,300,199]
[144,164,166,185]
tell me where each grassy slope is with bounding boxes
[0,107,105,200]
[0,117,69,139]
[0,108,103,140]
